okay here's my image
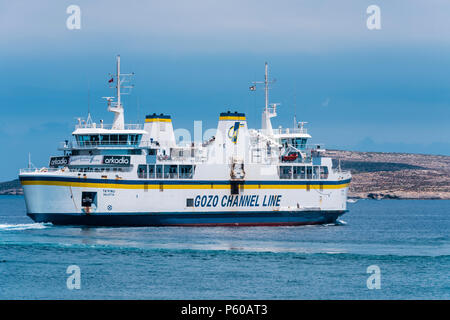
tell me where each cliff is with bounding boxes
[325,150,450,199]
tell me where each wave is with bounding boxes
[1,239,448,259]
[0,223,52,231]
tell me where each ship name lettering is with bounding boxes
[194,195,281,208]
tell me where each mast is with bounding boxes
[117,55,121,109]
[251,62,276,136]
[106,55,134,130]
[264,62,269,111]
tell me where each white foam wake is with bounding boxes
[0,223,51,231]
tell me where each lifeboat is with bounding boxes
[281,153,298,162]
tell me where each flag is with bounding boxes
[108,77,114,83]
[249,85,256,91]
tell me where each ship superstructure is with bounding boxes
[19,57,351,226]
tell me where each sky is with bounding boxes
[1,0,450,181]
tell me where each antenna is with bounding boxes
[28,153,36,169]
[107,55,134,130]
[87,80,91,116]
[137,96,140,124]
[86,80,92,126]
[250,61,276,111]
[251,62,278,135]
[293,85,297,129]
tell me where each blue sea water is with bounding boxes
[0,195,448,299]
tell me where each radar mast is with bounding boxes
[106,55,134,130]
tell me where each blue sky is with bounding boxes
[1,0,450,181]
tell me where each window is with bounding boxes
[279,166,292,179]
[186,198,194,207]
[293,166,306,179]
[320,166,329,179]
[164,165,178,179]
[137,165,147,179]
[119,135,128,145]
[179,165,194,179]
[306,166,312,179]
[293,138,307,149]
[81,192,97,208]
[77,135,90,146]
[156,165,163,179]
[313,166,319,179]
[148,165,155,178]
[90,135,99,146]
[100,135,110,145]
[109,135,119,145]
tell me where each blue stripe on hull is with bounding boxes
[27,210,346,227]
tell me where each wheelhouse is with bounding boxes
[74,133,143,147]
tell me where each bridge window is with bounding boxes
[293,138,307,149]
[118,135,127,145]
[109,135,119,145]
[100,135,110,145]
[279,166,292,179]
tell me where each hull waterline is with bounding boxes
[27,210,346,227]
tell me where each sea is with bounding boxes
[0,195,448,300]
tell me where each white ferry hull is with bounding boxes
[20,174,350,227]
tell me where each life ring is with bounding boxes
[40,168,48,172]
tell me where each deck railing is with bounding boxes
[58,140,159,150]
[74,123,143,130]
[272,127,308,135]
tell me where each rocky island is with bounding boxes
[326,150,450,199]
[1,150,449,199]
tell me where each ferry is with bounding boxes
[19,56,351,226]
